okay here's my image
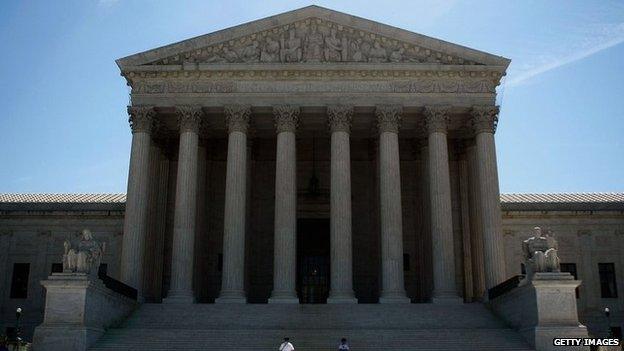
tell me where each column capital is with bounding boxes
[127,105,155,134]
[327,105,353,133]
[424,105,451,134]
[176,105,203,134]
[224,105,251,134]
[273,105,300,133]
[470,105,499,134]
[375,105,402,134]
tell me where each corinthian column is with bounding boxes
[269,105,300,304]
[424,106,462,304]
[327,105,357,304]
[164,105,202,304]
[471,106,506,290]
[376,105,409,303]
[216,105,251,304]
[121,106,154,298]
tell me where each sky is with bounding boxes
[0,0,622,194]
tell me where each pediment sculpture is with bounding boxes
[62,229,106,277]
[521,227,560,282]
[149,18,481,66]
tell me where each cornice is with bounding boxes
[121,64,505,81]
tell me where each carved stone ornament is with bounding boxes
[176,105,203,133]
[424,105,451,134]
[62,229,106,278]
[128,73,499,95]
[273,105,300,133]
[521,226,561,283]
[375,105,402,133]
[128,105,155,134]
[148,18,479,66]
[471,105,499,134]
[327,105,353,133]
[224,105,251,134]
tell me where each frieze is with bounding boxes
[132,78,497,95]
[147,18,482,66]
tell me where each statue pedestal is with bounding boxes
[33,273,136,351]
[490,272,589,351]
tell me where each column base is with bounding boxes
[268,291,299,304]
[327,291,358,304]
[215,291,247,304]
[163,290,195,304]
[379,291,410,304]
[327,297,358,304]
[379,296,411,304]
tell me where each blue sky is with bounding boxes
[0,0,622,194]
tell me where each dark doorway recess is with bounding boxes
[297,218,330,304]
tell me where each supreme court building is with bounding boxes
[116,5,508,305]
[2,6,623,349]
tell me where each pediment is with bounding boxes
[117,6,509,69]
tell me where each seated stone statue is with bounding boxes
[522,227,560,282]
[63,229,105,277]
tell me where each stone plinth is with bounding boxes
[489,272,589,351]
[33,273,136,351]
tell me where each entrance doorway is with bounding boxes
[297,218,330,304]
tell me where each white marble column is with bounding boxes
[376,105,410,303]
[216,105,251,303]
[471,105,506,290]
[467,144,486,300]
[424,106,462,304]
[269,105,300,304]
[164,105,203,304]
[121,105,154,298]
[327,105,357,303]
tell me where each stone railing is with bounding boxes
[488,274,524,300]
[488,272,589,351]
[32,273,137,351]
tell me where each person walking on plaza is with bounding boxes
[279,337,295,351]
[338,337,350,350]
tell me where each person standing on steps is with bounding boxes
[338,337,350,350]
[279,337,295,351]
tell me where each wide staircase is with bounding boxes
[90,303,534,351]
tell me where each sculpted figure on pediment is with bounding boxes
[368,42,388,62]
[223,46,240,62]
[324,27,347,61]
[261,36,281,62]
[241,40,260,62]
[205,50,227,63]
[389,47,405,62]
[349,39,366,62]
[280,29,302,62]
[304,23,324,62]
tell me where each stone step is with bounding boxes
[123,303,507,329]
[91,330,533,351]
[89,303,535,351]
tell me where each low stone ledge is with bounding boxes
[32,273,137,351]
[489,272,589,351]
